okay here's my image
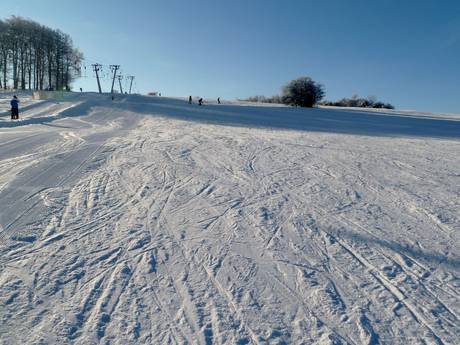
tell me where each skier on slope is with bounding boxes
[10,95,19,120]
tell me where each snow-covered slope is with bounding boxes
[0,94,459,344]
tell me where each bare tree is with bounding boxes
[0,16,83,90]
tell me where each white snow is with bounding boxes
[0,93,459,344]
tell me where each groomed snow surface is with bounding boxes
[0,92,459,345]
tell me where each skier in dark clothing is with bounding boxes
[10,95,19,120]
[198,98,203,106]
[189,95,192,104]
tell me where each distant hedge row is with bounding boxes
[320,95,394,109]
[243,77,394,109]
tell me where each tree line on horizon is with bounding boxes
[0,16,83,91]
[319,95,394,109]
[243,76,394,109]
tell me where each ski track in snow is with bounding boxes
[0,93,459,344]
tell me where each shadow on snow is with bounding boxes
[1,93,459,140]
[119,95,460,140]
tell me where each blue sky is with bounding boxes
[1,0,459,112]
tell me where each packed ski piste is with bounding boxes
[0,92,459,344]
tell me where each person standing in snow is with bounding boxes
[10,95,19,120]
[198,98,203,106]
[189,95,192,104]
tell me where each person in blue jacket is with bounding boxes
[11,95,19,120]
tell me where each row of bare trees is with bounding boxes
[0,16,83,91]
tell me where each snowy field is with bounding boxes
[0,93,459,344]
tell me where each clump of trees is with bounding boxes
[320,95,394,109]
[243,77,395,110]
[243,95,282,104]
[281,77,325,107]
[0,16,83,91]
[242,76,325,108]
